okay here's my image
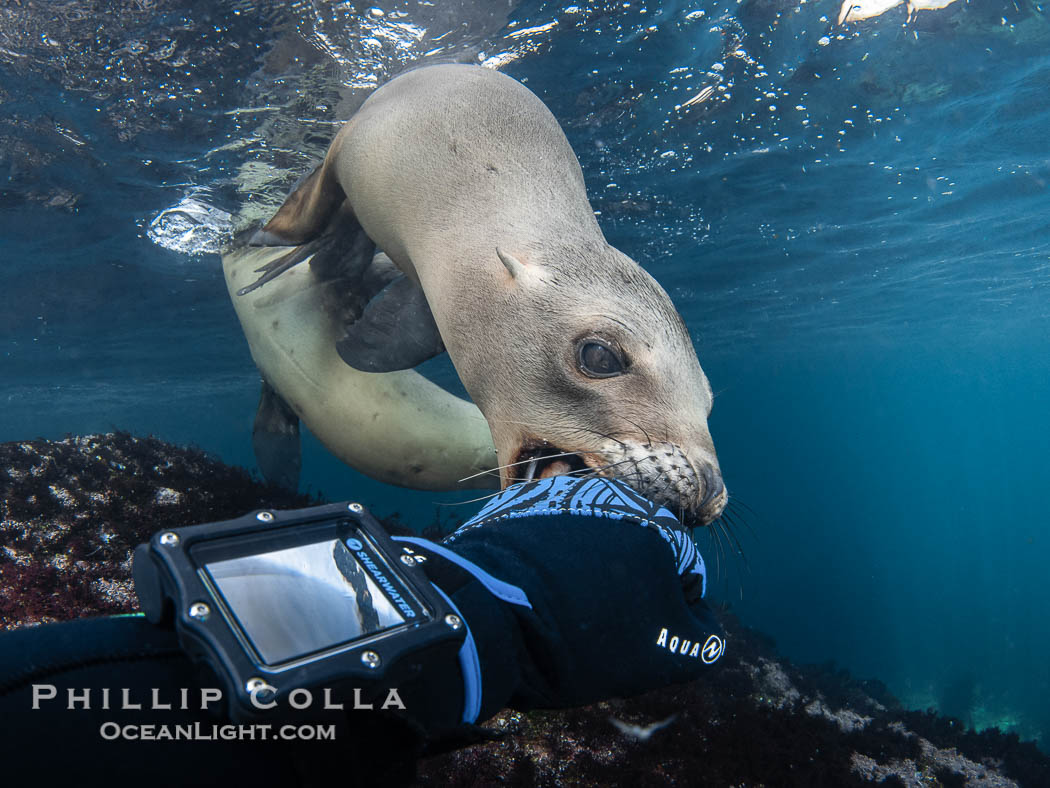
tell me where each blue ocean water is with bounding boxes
[2,0,1048,747]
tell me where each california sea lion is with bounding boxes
[247,64,727,527]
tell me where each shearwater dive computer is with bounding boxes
[133,501,466,722]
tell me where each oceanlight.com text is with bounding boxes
[99,721,336,742]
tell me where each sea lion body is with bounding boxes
[223,243,497,491]
[253,64,727,526]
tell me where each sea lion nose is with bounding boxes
[697,464,726,515]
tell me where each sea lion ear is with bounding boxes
[496,247,527,279]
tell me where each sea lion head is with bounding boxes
[444,239,727,529]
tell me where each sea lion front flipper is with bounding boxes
[252,378,301,492]
[360,251,402,296]
[336,275,446,372]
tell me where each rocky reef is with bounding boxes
[1,433,1046,786]
[0,432,314,628]
[417,616,1049,787]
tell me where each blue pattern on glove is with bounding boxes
[447,476,707,597]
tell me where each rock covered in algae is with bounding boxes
[0,432,314,628]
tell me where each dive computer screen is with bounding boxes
[202,536,411,666]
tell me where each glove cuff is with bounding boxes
[394,537,532,726]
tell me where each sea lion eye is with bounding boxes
[576,339,626,378]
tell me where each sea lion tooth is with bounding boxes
[524,457,539,482]
[539,459,572,479]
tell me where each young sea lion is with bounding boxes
[248,64,727,527]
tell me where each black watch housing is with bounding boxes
[133,501,466,722]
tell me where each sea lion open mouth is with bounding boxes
[511,440,593,483]
[508,434,727,528]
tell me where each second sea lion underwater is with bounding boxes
[232,63,728,529]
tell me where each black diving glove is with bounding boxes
[393,475,725,738]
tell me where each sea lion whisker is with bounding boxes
[574,458,635,479]
[485,418,620,449]
[436,489,513,507]
[720,514,751,604]
[454,468,504,483]
[718,511,744,555]
[715,521,741,601]
[450,457,634,499]
[715,527,732,601]
[725,499,762,542]
[723,500,760,544]
[567,425,628,449]
[621,415,654,449]
[457,450,586,484]
[706,520,725,586]
[657,413,677,448]
[717,522,730,579]
[726,497,760,519]
[487,418,630,451]
[720,513,752,572]
[485,416,634,450]
[717,515,749,601]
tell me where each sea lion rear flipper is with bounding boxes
[306,207,376,284]
[235,242,316,296]
[249,138,348,247]
[252,379,301,492]
[238,204,375,296]
[336,275,446,372]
